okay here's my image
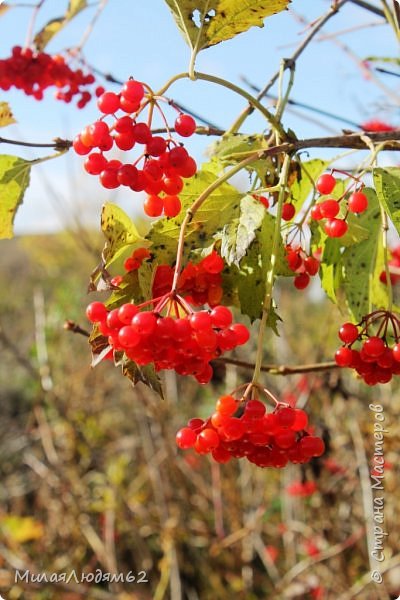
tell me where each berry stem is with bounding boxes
[251,153,292,385]
[25,0,45,47]
[156,71,287,138]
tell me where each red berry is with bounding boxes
[175,114,196,137]
[294,272,310,290]
[393,343,400,362]
[144,195,163,217]
[316,173,336,195]
[335,346,353,366]
[324,218,348,238]
[348,191,368,214]
[190,311,212,331]
[176,427,197,449]
[310,205,323,220]
[202,251,224,274]
[338,322,359,344]
[230,323,250,345]
[121,79,145,103]
[210,306,232,328]
[216,395,237,416]
[363,336,385,358]
[132,311,157,335]
[86,301,107,322]
[282,203,296,221]
[319,199,340,219]
[304,256,320,276]
[163,195,181,218]
[97,91,120,114]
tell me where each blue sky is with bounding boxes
[0,0,398,233]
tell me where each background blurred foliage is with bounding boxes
[0,232,399,600]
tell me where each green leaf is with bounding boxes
[163,0,290,51]
[289,159,328,213]
[146,166,241,264]
[220,194,265,266]
[236,212,289,321]
[341,188,382,321]
[0,155,31,239]
[373,167,400,235]
[0,101,16,128]
[101,203,146,267]
[209,133,276,184]
[34,0,88,50]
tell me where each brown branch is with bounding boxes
[64,320,90,337]
[0,136,72,150]
[216,357,338,375]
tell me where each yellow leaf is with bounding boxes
[34,1,88,51]
[0,101,16,128]
[0,515,44,543]
[163,0,290,50]
[0,3,10,17]
[0,154,31,239]
[101,203,146,266]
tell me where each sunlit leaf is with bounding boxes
[342,188,382,320]
[101,203,146,267]
[0,515,43,543]
[0,154,31,239]
[0,101,16,127]
[289,159,328,212]
[163,0,290,50]
[34,0,88,50]
[219,194,265,266]
[373,167,400,235]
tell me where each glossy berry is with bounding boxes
[316,173,336,195]
[282,203,296,221]
[324,218,348,238]
[175,114,196,137]
[319,199,340,219]
[348,191,368,214]
[176,427,197,449]
[338,322,359,344]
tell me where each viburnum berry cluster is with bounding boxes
[310,172,369,238]
[285,244,320,290]
[335,310,400,385]
[86,292,249,384]
[0,46,100,108]
[73,78,198,217]
[176,385,325,467]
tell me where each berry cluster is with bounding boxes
[123,247,151,272]
[285,244,320,290]
[310,173,368,238]
[379,245,400,285]
[73,78,198,217]
[176,389,325,467]
[152,251,224,307]
[86,293,249,384]
[0,46,99,108]
[361,119,395,133]
[335,310,400,385]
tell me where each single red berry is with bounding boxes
[324,218,348,238]
[132,122,152,144]
[338,322,359,344]
[121,79,145,103]
[335,346,353,366]
[118,325,141,348]
[175,114,196,137]
[294,272,310,290]
[310,205,323,220]
[230,323,249,345]
[282,203,296,221]
[319,199,340,219]
[304,256,320,276]
[144,195,163,217]
[363,336,385,358]
[210,306,232,328]
[292,409,308,431]
[190,311,212,331]
[176,427,197,449]
[86,301,107,322]
[244,400,266,419]
[276,407,296,428]
[132,311,157,335]
[393,343,400,362]
[97,91,120,114]
[348,191,368,214]
[216,395,237,416]
[163,195,181,218]
[316,173,336,195]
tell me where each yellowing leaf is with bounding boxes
[164,0,290,50]
[101,203,146,267]
[0,3,10,17]
[34,0,88,50]
[0,154,31,239]
[0,101,16,128]
[206,0,291,48]
[0,515,43,543]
